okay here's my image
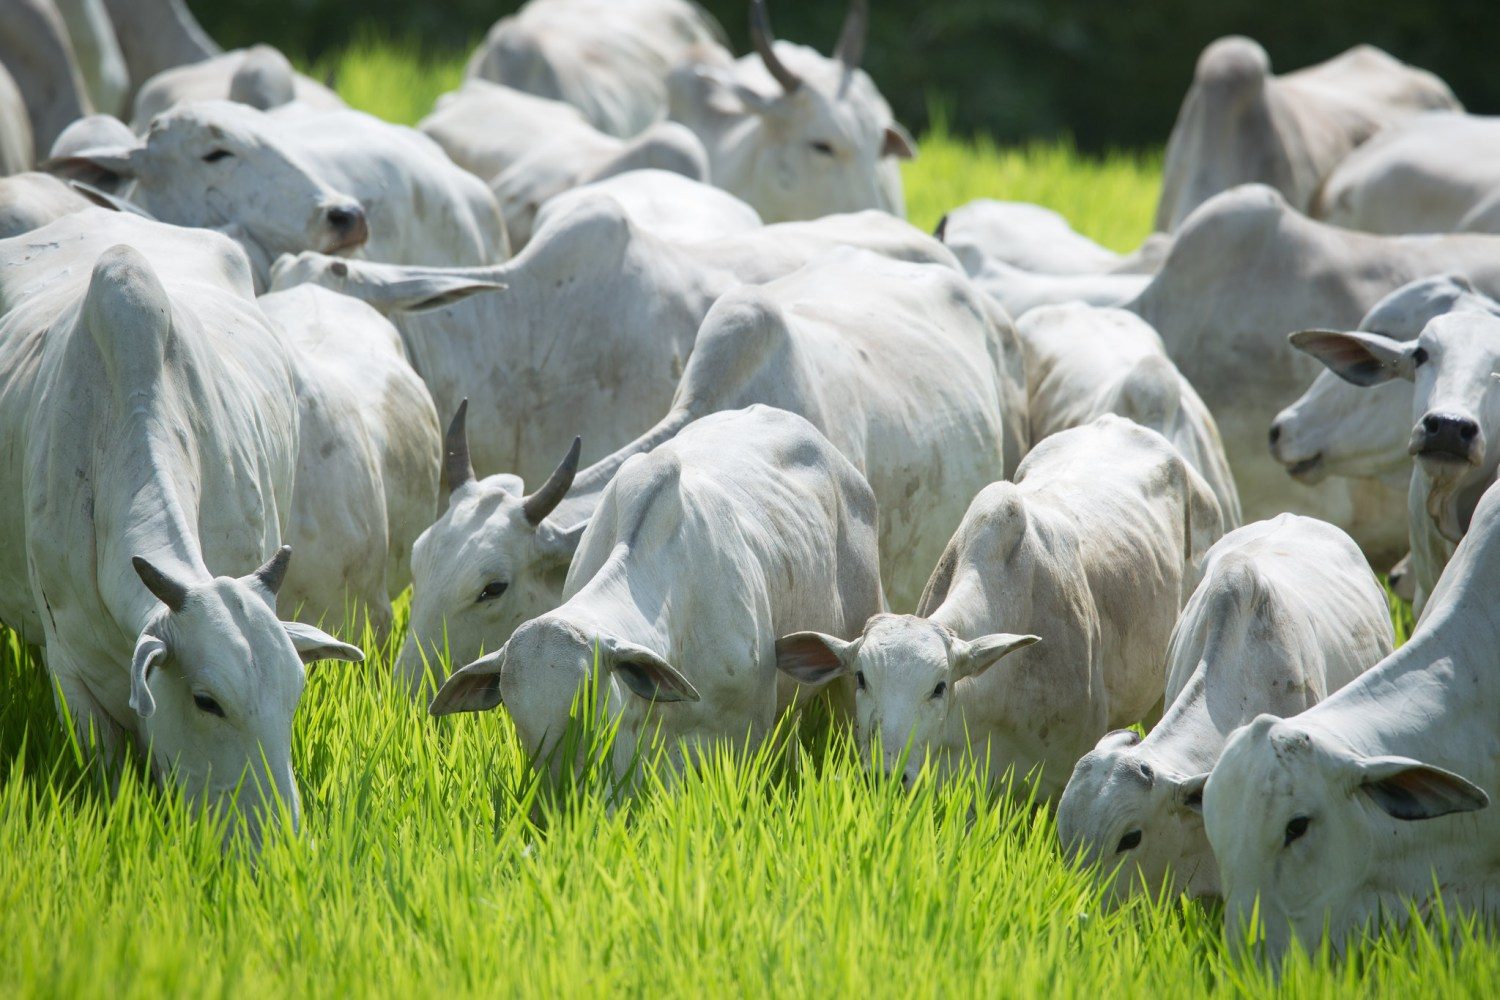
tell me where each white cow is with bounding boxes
[269,195,959,489]
[131,45,345,129]
[0,210,362,848]
[963,257,1151,319]
[1292,309,1500,613]
[0,171,93,237]
[56,0,127,116]
[941,199,1164,277]
[257,285,440,639]
[0,62,32,175]
[393,247,1024,685]
[1155,36,1458,232]
[1126,184,1500,562]
[46,101,369,287]
[1017,303,1240,526]
[429,405,884,783]
[667,0,915,222]
[0,0,92,153]
[1204,480,1500,962]
[529,169,761,245]
[1314,113,1500,235]
[1056,515,1392,901]
[1459,188,1500,235]
[775,416,1223,799]
[101,0,219,107]
[466,0,729,139]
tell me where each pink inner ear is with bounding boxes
[882,126,916,160]
[775,634,845,683]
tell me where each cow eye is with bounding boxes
[1283,815,1310,846]
[476,581,509,603]
[1412,346,1429,367]
[193,693,227,718]
[1116,830,1142,853]
[930,681,946,700]
[855,670,867,692]
[809,140,836,157]
[202,148,233,163]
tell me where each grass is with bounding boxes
[0,37,1462,1000]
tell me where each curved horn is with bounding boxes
[132,555,189,612]
[523,436,582,526]
[834,0,869,70]
[253,545,293,596]
[444,399,475,497]
[749,0,802,94]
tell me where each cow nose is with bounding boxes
[325,204,369,249]
[1423,413,1478,439]
[1417,412,1481,459]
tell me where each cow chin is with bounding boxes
[1283,453,1327,484]
[1423,474,1472,543]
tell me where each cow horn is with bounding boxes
[253,545,293,596]
[834,0,869,70]
[522,436,582,526]
[749,0,802,94]
[444,399,475,497]
[132,555,190,612]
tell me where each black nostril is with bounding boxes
[1461,423,1479,441]
[1423,414,1444,433]
[1268,424,1281,446]
[327,207,357,228]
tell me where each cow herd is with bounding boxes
[4,0,1500,964]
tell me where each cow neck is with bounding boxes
[550,409,697,531]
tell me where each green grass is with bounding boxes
[0,38,1463,999]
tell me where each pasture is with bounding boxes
[0,38,1461,998]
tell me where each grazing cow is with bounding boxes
[393,248,1024,685]
[429,405,884,783]
[667,0,915,222]
[1056,515,1391,901]
[1126,184,1500,562]
[775,416,1223,798]
[1314,114,1500,235]
[269,194,959,489]
[101,0,219,106]
[529,169,761,245]
[1204,480,1500,962]
[1292,308,1500,612]
[0,210,362,848]
[1155,36,1458,232]
[56,0,127,116]
[131,45,344,128]
[46,101,369,287]
[0,0,92,154]
[466,0,729,139]
[257,285,440,639]
[1017,303,1240,526]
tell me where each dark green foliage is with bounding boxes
[192,0,1496,151]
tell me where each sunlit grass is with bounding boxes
[0,36,1462,999]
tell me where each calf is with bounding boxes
[1056,515,1391,900]
[429,406,883,782]
[774,416,1223,799]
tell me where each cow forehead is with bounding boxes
[172,580,301,699]
[857,617,951,673]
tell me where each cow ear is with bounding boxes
[608,640,700,703]
[430,649,505,716]
[951,633,1040,680]
[1171,771,1210,813]
[537,519,587,565]
[282,621,364,665]
[1289,330,1416,386]
[882,123,917,160]
[44,144,143,183]
[67,181,157,219]
[129,634,168,718]
[1356,755,1489,820]
[395,278,508,313]
[774,631,853,686]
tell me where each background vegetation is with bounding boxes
[197,0,1497,150]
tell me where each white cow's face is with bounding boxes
[129,550,362,850]
[1056,730,1214,901]
[51,103,367,276]
[429,617,699,783]
[1269,370,1412,483]
[1204,715,1487,960]
[670,41,914,223]
[396,415,583,695]
[776,615,1037,786]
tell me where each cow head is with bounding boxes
[1292,311,1500,541]
[775,614,1037,785]
[1204,714,1487,961]
[46,101,368,284]
[127,547,363,850]
[430,616,698,782]
[667,0,914,222]
[1055,729,1214,901]
[395,404,586,694]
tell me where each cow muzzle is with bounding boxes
[321,201,370,253]
[1410,412,1481,466]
